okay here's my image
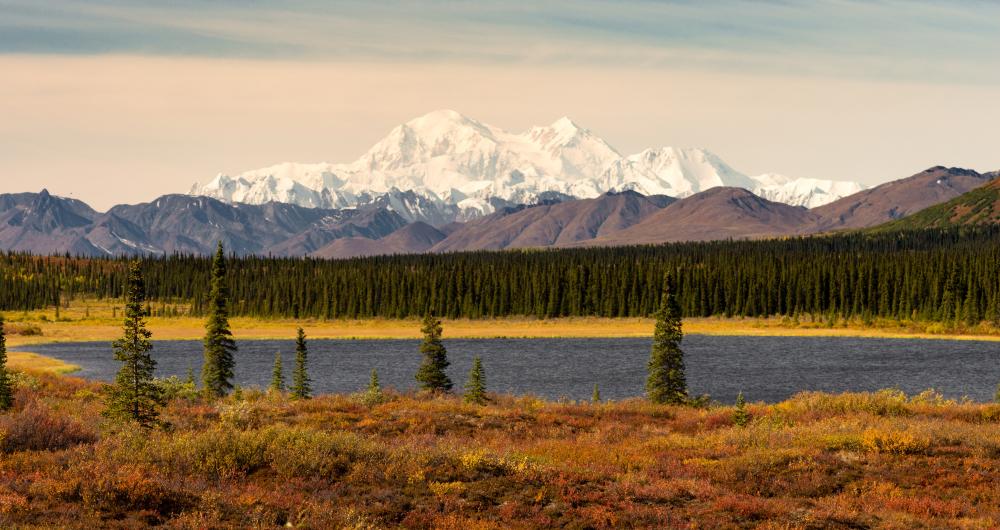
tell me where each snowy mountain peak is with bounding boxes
[189,111,865,221]
[549,116,582,134]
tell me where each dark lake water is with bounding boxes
[14,336,1000,403]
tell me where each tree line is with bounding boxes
[2,227,1000,325]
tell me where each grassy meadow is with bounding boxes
[3,368,1000,528]
[5,298,1000,353]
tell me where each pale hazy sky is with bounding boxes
[2,0,999,210]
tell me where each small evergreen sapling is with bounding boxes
[591,383,601,404]
[270,352,285,392]
[463,356,487,405]
[363,368,384,406]
[733,392,750,427]
[0,314,13,411]
[104,261,164,428]
[415,314,452,392]
[291,328,311,399]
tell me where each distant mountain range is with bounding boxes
[189,109,864,223]
[1,166,996,258]
[0,192,408,256]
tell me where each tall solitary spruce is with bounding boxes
[463,356,487,405]
[646,273,688,405]
[202,242,237,397]
[291,328,311,399]
[0,314,13,411]
[104,261,163,427]
[270,352,285,392]
[415,314,452,392]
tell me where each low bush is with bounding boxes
[155,376,199,402]
[0,399,97,453]
[5,323,42,336]
[122,424,380,481]
[778,389,910,417]
[860,428,930,455]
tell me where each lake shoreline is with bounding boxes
[7,316,1000,349]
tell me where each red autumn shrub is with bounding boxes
[0,399,97,453]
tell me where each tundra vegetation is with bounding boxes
[2,369,1000,527]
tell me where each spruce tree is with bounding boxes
[365,368,383,404]
[0,314,13,411]
[104,261,163,428]
[733,392,750,427]
[463,356,487,405]
[270,352,285,392]
[646,273,688,405]
[202,242,237,397]
[415,314,452,392]
[591,383,601,404]
[291,328,311,399]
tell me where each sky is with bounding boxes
[2,0,1000,210]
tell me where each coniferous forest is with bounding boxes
[2,226,1000,325]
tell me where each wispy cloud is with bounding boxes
[2,0,998,82]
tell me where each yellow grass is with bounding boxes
[5,351,80,374]
[4,298,999,371]
[8,314,998,346]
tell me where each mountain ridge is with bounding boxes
[3,166,996,258]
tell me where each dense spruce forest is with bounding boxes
[2,226,1000,324]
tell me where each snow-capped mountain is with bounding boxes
[190,109,863,222]
[752,174,865,208]
[600,147,759,198]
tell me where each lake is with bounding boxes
[14,336,1000,403]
